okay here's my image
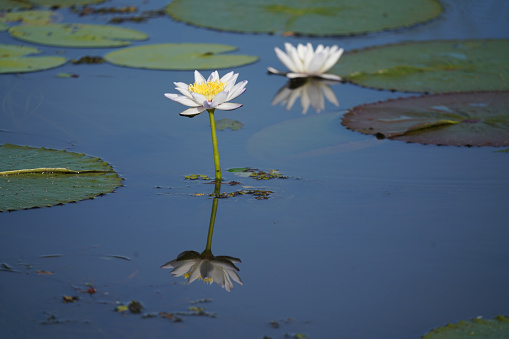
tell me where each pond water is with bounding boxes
[1,0,508,338]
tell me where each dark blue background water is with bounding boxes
[1,0,508,338]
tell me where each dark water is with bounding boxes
[1,0,508,338]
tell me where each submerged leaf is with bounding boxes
[104,43,258,70]
[332,39,509,93]
[423,315,509,338]
[342,91,509,146]
[0,144,123,212]
[165,0,442,36]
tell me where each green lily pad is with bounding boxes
[104,43,258,70]
[0,10,60,26]
[0,144,123,212]
[422,315,509,338]
[247,111,380,160]
[332,39,509,93]
[0,0,105,10]
[216,118,243,131]
[0,43,67,74]
[9,23,148,48]
[165,0,442,36]
[342,91,509,147]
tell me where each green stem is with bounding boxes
[205,184,221,251]
[208,109,222,182]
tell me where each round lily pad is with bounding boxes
[0,10,60,26]
[104,43,258,70]
[165,0,442,36]
[423,315,509,339]
[247,111,380,160]
[342,91,509,147]
[332,39,509,93]
[9,23,148,48]
[0,144,123,212]
[0,43,67,74]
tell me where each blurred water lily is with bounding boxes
[164,70,248,117]
[161,249,242,292]
[268,43,343,81]
[272,78,339,114]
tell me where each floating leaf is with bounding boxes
[0,0,31,11]
[0,0,105,11]
[247,111,380,160]
[104,43,258,70]
[423,315,509,338]
[342,91,509,146]
[332,39,509,93]
[216,118,244,131]
[0,144,123,212]
[0,43,67,74]
[165,0,442,36]
[9,23,148,48]
[0,10,60,26]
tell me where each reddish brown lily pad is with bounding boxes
[342,91,509,146]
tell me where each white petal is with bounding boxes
[212,90,228,105]
[275,47,297,73]
[180,106,206,117]
[307,51,327,74]
[175,87,194,99]
[216,102,243,111]
[320,48,344,73]
[267,66,286,75]
[194,70,206,84]
[187,263,201,283]
[223,73,238,92]
[169,260,196,276]
[227,80,247,100]
[220,71,235,84]
[318,73,342,81]
[287,44,305,73]
[203,101,218,110]
[271,86,292,105]
[226,269,243,285]
[322,84,340,106]
[200,260,215,279]
[191,92,207,105]
[164,93,200,107]
[286,72,310,79]
[174,81,189,89]
[300,88,311,114]
[207,70,219,82]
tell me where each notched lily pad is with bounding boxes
[332,39,509,93]
[165,0,442,36]
[0,144,123,212]
[0,10,60,26]
[422,315,509,338]
[104,43,258,70]
[342,91,509,146]
[9,23,148,48]
[0,43,67,74]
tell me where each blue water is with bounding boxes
[1,0,508,338]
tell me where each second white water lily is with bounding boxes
[268,42,344,81]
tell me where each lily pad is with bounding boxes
[0,0,105,10]
[0,144,123,212]
[0,43,67,74]
[422,315,509,338]
[331,39,509,93]
[0,10,60,26]
[247,111,380,160]
[9,23,148,48]
[216,118,243,131]
[165,0,442,36]
[342,91,509,146]
[104,43,258,70]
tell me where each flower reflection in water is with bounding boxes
[272,78,340,114]
[161,183,242,292]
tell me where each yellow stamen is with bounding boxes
[183,272,213,284]
[188,79,226,101]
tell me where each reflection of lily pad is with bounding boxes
[247,111,380,160]
[165,0,442,36]
[9,23,148,48]
[422,315,509,338]
[0,144,123,212]
[0,43,67,74]
[104,43,258,70]
[342,91,509,146]
[332,39,509,93]
[0,10,59,26]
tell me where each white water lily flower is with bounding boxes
[164,70,247,117]
[161,250,243,292]
[268,42,344,81]
[272,78,339,114]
